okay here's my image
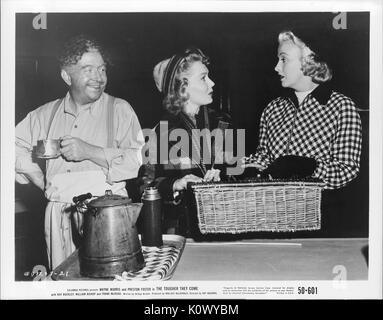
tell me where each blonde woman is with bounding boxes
[138,47,229,236]
[246,30,363,237]
[248,30,362,190]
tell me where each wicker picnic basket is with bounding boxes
[189,179,325,234]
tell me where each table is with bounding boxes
[50,238,368,281]
[171,238,368,280]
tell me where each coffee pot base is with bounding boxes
[79,250,145,278]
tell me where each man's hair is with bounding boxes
[58,34,111,69]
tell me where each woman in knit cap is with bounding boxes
[138,47,230,237]
[246,30,363,237]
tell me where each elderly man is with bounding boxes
[15,35,144,269]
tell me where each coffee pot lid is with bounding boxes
[88,190,132,208]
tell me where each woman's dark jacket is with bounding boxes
[137,107,231,237]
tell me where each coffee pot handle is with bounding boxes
[73,193,92,204]
[72,193,92,237]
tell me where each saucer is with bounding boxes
[36,153,61,159]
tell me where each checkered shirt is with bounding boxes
[251,85,362,189]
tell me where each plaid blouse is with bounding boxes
[251,84,362,189]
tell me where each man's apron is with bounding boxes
[44,95,126,270]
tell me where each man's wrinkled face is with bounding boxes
[64,49,107,105]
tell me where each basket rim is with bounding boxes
[190,179,325,190]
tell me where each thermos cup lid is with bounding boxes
[142,187,162,201]
[88,190,132,208]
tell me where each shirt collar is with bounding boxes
[63,92,76,115]
[63,92,105,117]
[283,83,333,106]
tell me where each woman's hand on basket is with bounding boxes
[173,174,203,192]
[241,156,267,170]
[203,169,221,182]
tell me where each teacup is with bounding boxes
[35,139,61,159]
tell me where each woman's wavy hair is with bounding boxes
[278,31,332,83]
[163,48,209,115]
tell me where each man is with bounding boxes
[15,35,144,269]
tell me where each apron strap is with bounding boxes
[106,95,115,148]
[47,98,63,137]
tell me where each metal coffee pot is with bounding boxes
[73,190,145,278]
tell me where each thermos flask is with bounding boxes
[141,187,163,247]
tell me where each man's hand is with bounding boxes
[60,135,108,168]
[60,135,98,162]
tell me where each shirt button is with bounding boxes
[67,169,71,173]
[74,125,78,128]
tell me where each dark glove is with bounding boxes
[241,166,270,180]
[263,155,317,179]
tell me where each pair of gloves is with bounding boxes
[262,155,317,179]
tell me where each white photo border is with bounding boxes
[1,0,382,300]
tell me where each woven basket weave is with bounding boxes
[190,179,325,234]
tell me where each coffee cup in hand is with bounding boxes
[35,139,61,159]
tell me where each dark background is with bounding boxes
[15,12,369,279]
